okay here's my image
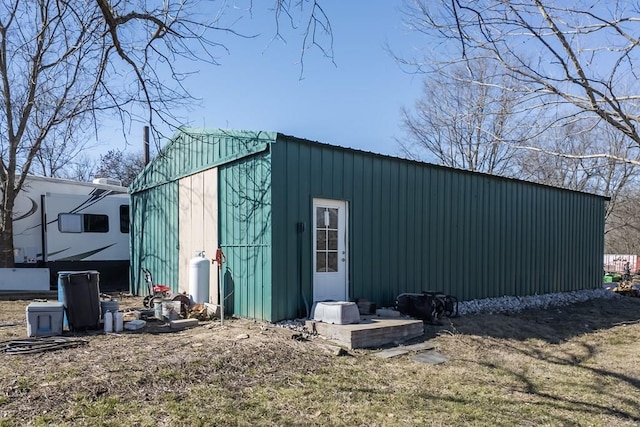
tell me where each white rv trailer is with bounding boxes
[12,175,130,291]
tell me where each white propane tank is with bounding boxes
[189,251,210,304]
[104,311,113,333]
[114,312,124,332]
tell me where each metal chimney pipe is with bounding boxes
[143,126,150,165]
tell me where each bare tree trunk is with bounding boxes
[0,213,14,267]
[0,183,16,267]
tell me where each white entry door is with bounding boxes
[313,199,348,301]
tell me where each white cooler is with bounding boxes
[26,302,64,337]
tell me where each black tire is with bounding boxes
[143,295,153,308]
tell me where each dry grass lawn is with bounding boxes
[1,294,640,426]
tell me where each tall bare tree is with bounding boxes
[94,149,146,187]
[30,122,95,178]
[61,153,96,183]
[0,0,332,267]
[516,119,639,218]
[399,59,533,175]
[400,0,640,155]
[606,189,640,253]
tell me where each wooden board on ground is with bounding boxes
[412,351,448,365]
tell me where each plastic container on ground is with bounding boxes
[104,311,113,333]
[154,301,162,319]
[26,302,64,337]
[189,251,210,305]
[57,271,101,331]
[311,301,360,325]
[124,319,146,330]
[100,300,119,318]
[162,300,180,321]
[114,311,124,332]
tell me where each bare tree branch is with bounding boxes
[0,0,332,267]
[512,145,640,167]
[399,59,534,176]
[401,0,640,147]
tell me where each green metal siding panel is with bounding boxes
[129,182,179,294]
[270,135,606,321]
[270,143,314,320]
[285,144,301,318]
[353,154,369,295]
[218,152,273,321]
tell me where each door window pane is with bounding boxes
[327,252,338,272]
[328,230,338,251]
[316,207,325,228]
[316,252,327,272]
[328,208,338,229]
[317,230,327,250]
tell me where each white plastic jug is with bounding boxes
[104,311,113,333]
[114,311,124,332]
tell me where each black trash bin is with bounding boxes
[57,271,101,331]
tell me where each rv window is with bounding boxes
[83,214,109,233]
[120,205,129,233]
[58,213,109,233]
[58,214,82,233]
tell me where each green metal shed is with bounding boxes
[129,128,607,322]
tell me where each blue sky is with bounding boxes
[101,1,426,158]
